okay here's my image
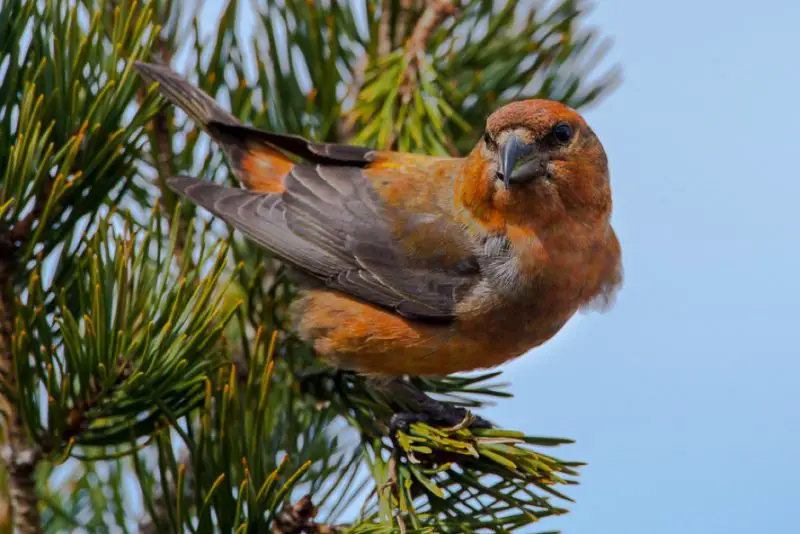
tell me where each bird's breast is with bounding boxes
[293,286,577,376]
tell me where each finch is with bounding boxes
[135,62,622,423]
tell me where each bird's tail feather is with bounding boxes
[134,61,239,128]
[135,61,294,192]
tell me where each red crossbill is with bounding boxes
[135,62,622,426]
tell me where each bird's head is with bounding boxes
[471,99,612,223]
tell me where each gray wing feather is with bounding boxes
[168,167,479,320]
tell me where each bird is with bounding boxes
[134,61,622,428]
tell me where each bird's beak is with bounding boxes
[499,134,534,189]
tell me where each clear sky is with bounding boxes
[197,2,800,532]
[482,2,800,532]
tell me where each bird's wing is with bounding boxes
[137,61,481,319]
[168,165,481,321]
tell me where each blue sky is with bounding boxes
[196,2,800,532]
[484,2,800,532]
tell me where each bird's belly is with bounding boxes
[291,290,573,376]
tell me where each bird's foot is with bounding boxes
[389,400,492,435]
[389,412,430,435]
[376,377,493,435]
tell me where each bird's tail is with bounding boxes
[134,61,377,193]
[134,61,294,192]
[134,61,239,128]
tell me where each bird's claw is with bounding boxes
[389,403,492,436]
[389,412,430,435]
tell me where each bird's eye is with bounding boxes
[552,122,573,144]
[483,131,496,148]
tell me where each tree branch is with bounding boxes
[400,0,456,103]
[0,237,42,534]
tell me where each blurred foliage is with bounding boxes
[0,0,619,532]
[0,0,162,263]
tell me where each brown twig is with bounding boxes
[337,0,395,143]
[8,181,53,243]
[138,45,193,268]
[340,0,453,145]
[51,359,134,451]
[377,0,393,58]
[399,0,457,103]
[336,55,369,143]
[151,107,177,198]
[0,238,42,534]
[272,495,338,534]
[138,448,191,534]
[393,0,422,46]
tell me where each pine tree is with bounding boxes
[0,1,619,532]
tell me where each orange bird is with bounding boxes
[135,62,622,426]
